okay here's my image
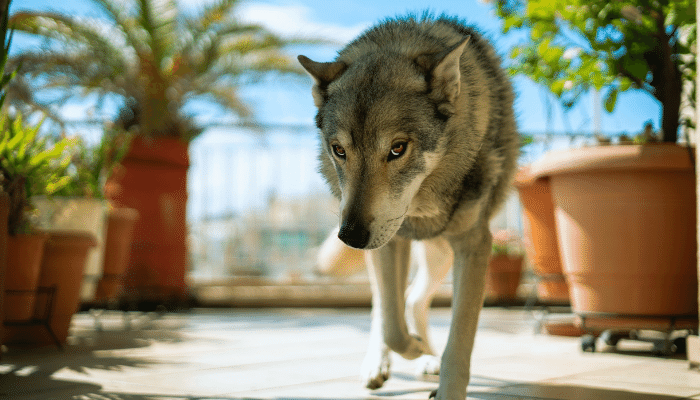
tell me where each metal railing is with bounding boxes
[60,119,603,285]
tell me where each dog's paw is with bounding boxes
[361,349,391,390]
[415,354,440,376]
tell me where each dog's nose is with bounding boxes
[338,219,370,249]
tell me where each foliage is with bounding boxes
[496,0,696,143]
[54,128,132,198]
[7,0,315,141]
[491,229,523,257]
[0,114,75,234]
[0,0,14,110]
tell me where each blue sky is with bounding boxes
[12,0,662,137]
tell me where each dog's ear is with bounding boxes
[416,37,470,115]
[298,55,347,107]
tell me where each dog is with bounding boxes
[298,13,519,400]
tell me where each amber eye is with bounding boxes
[332,144,346,159]
[388,141,407,161]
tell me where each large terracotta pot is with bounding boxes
[4,233,47,322]
[485,254,523,302]
[514,168,569,304]
[105,137,189,301]
[94,207,139,302]
[530,144,697,317]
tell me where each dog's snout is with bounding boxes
[338,219,371,249]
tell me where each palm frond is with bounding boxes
[93,0,150,55]
[10,12,133,75]
[138,0,178,70]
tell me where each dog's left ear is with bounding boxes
[416,36,470,115]
[298,55,347,107]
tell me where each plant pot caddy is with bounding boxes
[530,144,698,354]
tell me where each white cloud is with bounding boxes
[175,0,367,43]
[236,3,369,43]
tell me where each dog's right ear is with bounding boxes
[298,55,347,107]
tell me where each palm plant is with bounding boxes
[7,0,308,141]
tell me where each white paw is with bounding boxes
[415,354,440,376]
[361,348,391,390]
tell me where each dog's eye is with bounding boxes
[388,142,407,161]
[332,144,346,159]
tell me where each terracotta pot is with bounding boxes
[485,254,523,302]
[94,208,139,302]
[4,233,48,322]
[514,168,569,304]
[0,192,8,352]
[32,197,108,302]
[29,231,97,345]
[105,137,189,300]
[531,144,697,316]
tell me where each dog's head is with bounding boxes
[299,38,468,250]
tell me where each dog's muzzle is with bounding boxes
[338,218,371,249]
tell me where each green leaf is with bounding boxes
[604,88,618,113]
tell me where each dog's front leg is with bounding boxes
[368,235,430,355]
[406,237,453,376]
[434,228,491,400]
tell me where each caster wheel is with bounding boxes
[673,337,687,354]
[601,330,625,347]
[581,334,596,352]
[652,340,675,356]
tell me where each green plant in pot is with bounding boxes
[6,0,316,303]
[0,114,73,326]
[486,229,524,303]
[32,130,133,303]
[496,0,698,334]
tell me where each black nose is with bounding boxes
[338,219,370,249]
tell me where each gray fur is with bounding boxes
[299,13,519,400]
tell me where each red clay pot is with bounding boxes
[32,231,96,345]
[0,192,8,352]
[94,207,139,302]
[531,144,697,317]
[485,254,523,302]
[514,168,569,304]
[105,137,189,301]
[4,233,47,322]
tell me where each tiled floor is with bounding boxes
[1,307,699,399]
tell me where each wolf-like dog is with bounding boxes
[298,14,519,400]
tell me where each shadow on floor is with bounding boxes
[1,321,185,399]
[55,383,690,400]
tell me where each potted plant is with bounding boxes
[9,0,311,305]
[66,129,137,304]
[485,230,524,303]
[0,0,14,350]
[496,1,697,325]
[32,130,133,304]
[514,167,569,305]
[0,115,71,323]
[0,114,98,347]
